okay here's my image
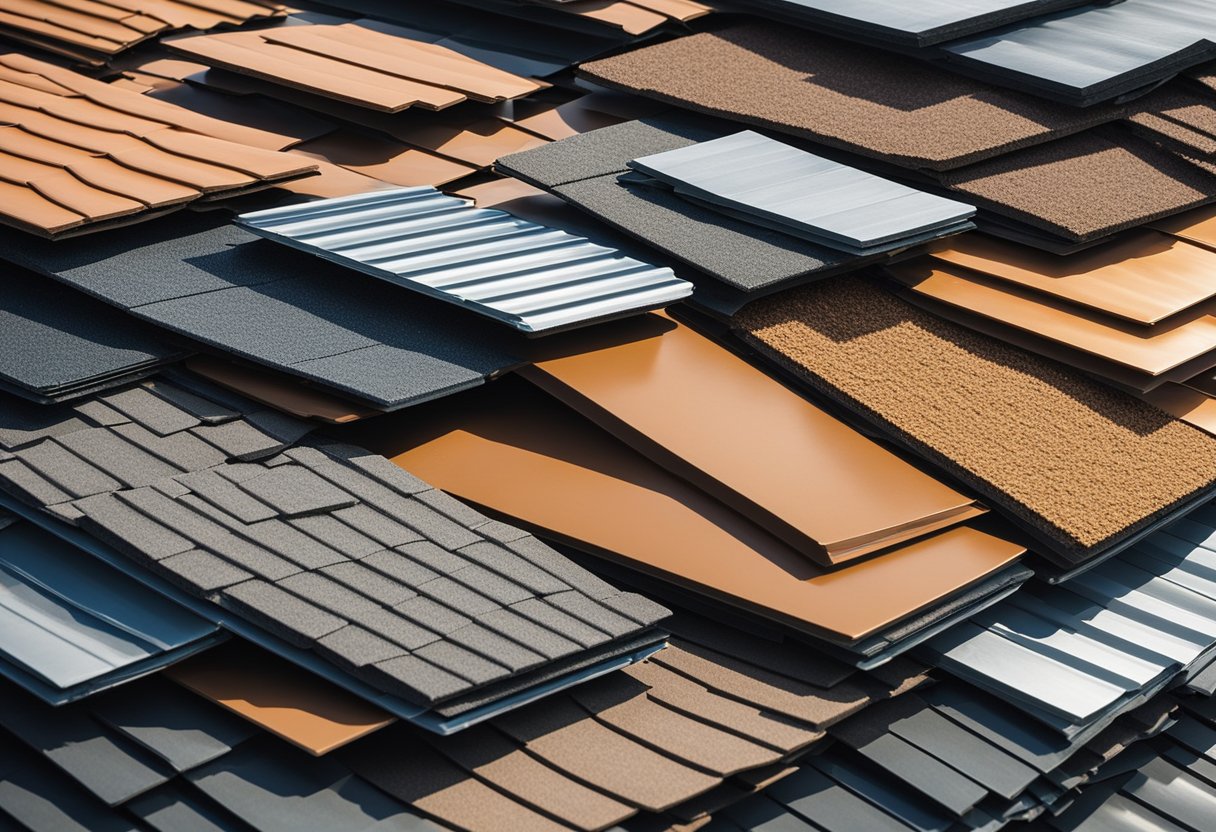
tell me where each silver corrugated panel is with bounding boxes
[923,504,1216,735]
[237,187,691,334]
[627,130,975,254]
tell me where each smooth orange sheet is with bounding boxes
[347,380,1024,644]
[930,230,1216,325]
[519,313,981,566]
[166,641,395,756]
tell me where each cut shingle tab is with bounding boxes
[237,466,358,518]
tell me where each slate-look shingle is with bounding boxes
[0,380,668,706]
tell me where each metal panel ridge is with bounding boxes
[238,186,691,334]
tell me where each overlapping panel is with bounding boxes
[521,312,982,564]
[238,187,690,334]
[626,130,975,255]
[737,276,1216,566]
[166,17,548,113]
[348,377,1026,655]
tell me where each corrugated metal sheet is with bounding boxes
[0,522,221,703]
[924,504,1216,734]
[627,130,975,254]
[239,187,691,334]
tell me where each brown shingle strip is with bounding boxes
[577,22,1123,171]
[737,276,1216,560]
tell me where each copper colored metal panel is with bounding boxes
[930,231,1216,325]
[521,314,980,564]
[165,641,395,756]
[348,381,1023,643]
[1142,383,1216,438]
[891,261,1216,378]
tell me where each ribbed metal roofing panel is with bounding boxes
[0,522,221,703]
[626,130,975,254]
[924,506,1216,733]
[238,187,691,334]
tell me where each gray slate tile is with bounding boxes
[414,640,511,687]
[190,421,285,462]
[320,561,417,607]
[111,423,227,472]
[158,550,254,595]
[547,591,638,638]
[141,380,240,425]
[458,540,569,596]
[288,514,382,558]
[175,469,277,524]
[101,388,200,436]
[73,493,194,561]
[361,549,440,589]
[509,597,612,649]
[317,626,407,670]
[413,576,500,618]
[353,607,441,651]
[56,428,180,488]
[0,459,73,506]
[505,535,620,600]
[72,401,130,427]
[15,442,120,499]
[219,580,346,647]
[601,592,671,627]
[393,595,471,637]
[449,564,534,606]
[367,655,468,705]
[479,607,580,661]
[393,540,469,575]
[447,624,546,674]
[333,504,423,549]
[393,498,483,550]
[178,494,348,571]
[238,466,357,518]
[277,572,381,619]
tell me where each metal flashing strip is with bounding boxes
[238,187,691,334]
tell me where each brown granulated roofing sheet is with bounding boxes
[1128,88,1216,159]
[348,379,1025,646]
[0,54,316,237]
[890,261,1216,384]
[520,313,981,566]
[165,640,396,756]
[736,276,1216,563]
[165,17,548,113]
[933,131,1216,243]
[576,22,1124,172]
[0,0,284,61]
[929,231,1216,325]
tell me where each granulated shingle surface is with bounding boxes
[737,277,1216,557]
[936,132,1216,242]
[577,23,1123,171]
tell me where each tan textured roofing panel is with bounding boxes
[165,641,395,756]
[349,381,1023,643]
[930,231,1216,325]
[935,132,1216,242]
[890,261,1216,378]
[577,22,1122,171]
[521,314,981,565]
[737,276,1216,557]
[166,19,545,113]
[184,356,381,424]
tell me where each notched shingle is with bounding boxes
[102,387,201,436]
[73,492,194,561]
[288,513,382,559]
[414,640,512,687]
[317,625,407,671]
[393,595,471,636]
[361,549,440,588]
[175,469,277,524]
[159,549,254,594]
[56,427,180,487]
[366,655,468,705]
[191,421,285,461]
[219,579,347,647]
[112,422,227,472]
[447,624,546,674]
[320,561,417,607]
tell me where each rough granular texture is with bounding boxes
[578,23,1122,171]
[1128,89,1216,158]
[937,132,1216,242]
[736,277,1216,556]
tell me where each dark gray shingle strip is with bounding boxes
[288,514,382,558]
[320,561,417,608]
[361,549,441,589]
[177,493,349,572]
[333,504,423,549]
[219,580,347,647]
[447,624,546,674]
[414,489,489,530]
[100,387,200,437]
[414,641,511,687]
[508,597,612,649]
[503,536,620,601]
[111,423,227,472]
[366,655,468,704]
[190,421,287,462]
[547,591,639,638]
[237,465,357,518]
[449,564,535,607]
[12,442,119,499]
[601,593,672,628]
[354,607,441,652]
[56,428,180,488]
[0,401,89,450]
[317,626,407,672]
[140,379,240,425]
[393,540,469,576]
[393,595,472,637]
[0,459,73,506]
[457,540,570,596]
[414,576,501,618]
[72,493,194,562]
[479,608,581,661]
[72,400,129,427]
[309,442,431,495]
[175,469,277,523]
[158,549,254,595]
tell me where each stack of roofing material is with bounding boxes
[708,691,1182,831]
[573,25,1216,253]
[345,323,1029,667]
[0,55,318,237]
[0,604,931,832]
[713,0,1092,47]
[939,0,1216,107]
[0,212,525,410]
[1043,700,1216,832]
[622,131,976,256]
[237,187,692,334]
[436,0,711,36]
[923,509,1216,737]
[735,276,1216,577]
[0,0,285,64]
[0,270,185,404]
[165,16,550,114]
[498,115,973,314]
[0,377,671,730]
[0,520,224,704]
